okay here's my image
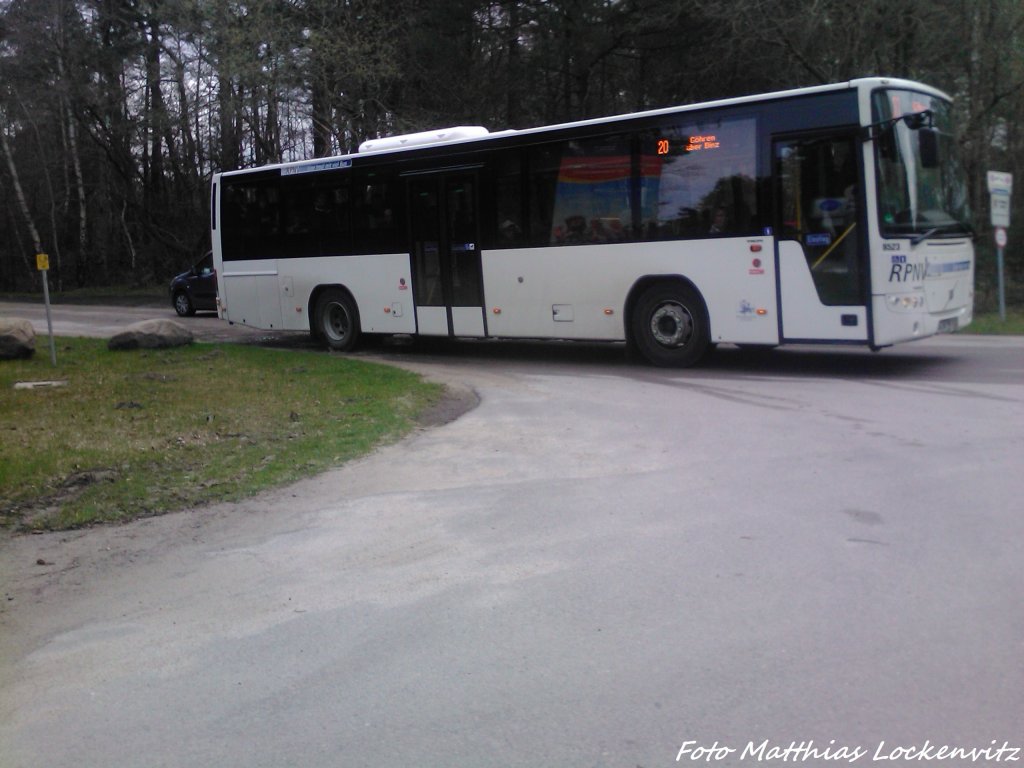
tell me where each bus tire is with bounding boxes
[314,289,361,351]
[631,282,710,367]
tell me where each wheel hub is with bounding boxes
[325,303,350,341]
[650,302,692,347]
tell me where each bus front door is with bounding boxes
[774,134,869,342]
[409,173,486,337]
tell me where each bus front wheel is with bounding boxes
[631,283,710,367]
[314,289,361,351]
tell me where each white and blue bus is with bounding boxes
[210,77,973,366]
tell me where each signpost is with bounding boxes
[36,253,57,366]
[987,171,1013,322]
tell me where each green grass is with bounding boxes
[0,338,441,530]
[961,309,1024,335]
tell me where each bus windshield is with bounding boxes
[873,89,971,238]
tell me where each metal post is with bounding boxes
[36,254,57,366]
[996,245,1006,323]
[987,173,1012,323]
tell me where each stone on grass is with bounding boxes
[0,318,36,360]
[108,318,194,351]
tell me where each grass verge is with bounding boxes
[961,309,1024,335]
[0,338,442,531]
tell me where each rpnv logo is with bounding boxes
[889,256,926,282]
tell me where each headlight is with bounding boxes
[887,294,925,311]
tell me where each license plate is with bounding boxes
[938,318,957,334]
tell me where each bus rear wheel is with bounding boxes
[631,282,710,367]
[314,289,361,351]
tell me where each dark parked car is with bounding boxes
[170,251,217,316]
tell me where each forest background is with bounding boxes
[0,0,1021,309]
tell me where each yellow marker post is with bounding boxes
[36,253,57,366]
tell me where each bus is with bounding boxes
[210,77,974,367]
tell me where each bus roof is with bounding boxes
[218,77,951,178]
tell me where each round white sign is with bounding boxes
[995,227,1008,248]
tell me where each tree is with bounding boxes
[0,0,1019,301]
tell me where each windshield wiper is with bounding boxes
[910,223,974,246]
[910,228,940,246]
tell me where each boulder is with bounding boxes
[108,318,194,351]
[0,318,36,360]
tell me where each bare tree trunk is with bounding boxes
[144,17,166,210]
[1,126,44,261]
[56,48,89,288]
[506,1,523,123]
[312,77,332,158]
[218,75,242,172]
[13,88,64,289]
[168,41,200,185]
[67,100,89,281]
[6,207,35,279]
[121,199,137,271]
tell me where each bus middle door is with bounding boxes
[408,172,486,338]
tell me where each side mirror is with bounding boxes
[903,110,932,130]
[918,127,939,169]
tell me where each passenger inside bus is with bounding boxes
[707,206,729,235]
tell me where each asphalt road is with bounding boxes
[1,301,1023,767]
[0,299,272,343]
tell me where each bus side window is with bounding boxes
[527,144,561,246]
[318,183,352,256]
[492,151,524,248]
[281,179,316,258]
[221,179,282,260]
[353,176,401,254]
[551,134,632,245]
[526,135,632,247]
[638,116,758,240]
[220,185,247,260]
